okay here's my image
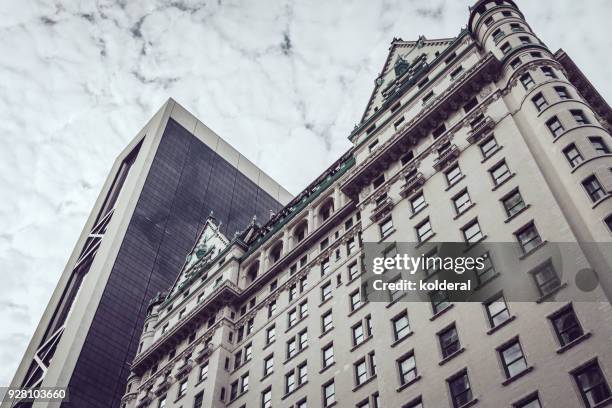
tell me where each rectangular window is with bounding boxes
[510,57,521,69]
[193,392,204,408]
[475,252,496,285]
[411,192,426,214]
[321,281,332,302]
[499,339,528,378]
[530,51,543,58]
[430,290,450,314]
[450,65,464,80]
[266,325,275,344]
[453,189,472,215]
[416,218,433,242]
[583,175,606,202]
[264,355,274,376]
[261,388,272,408]
[480,136,499,158]
[493,29,504,42]
[572,109,590,125]
[516,222,542,254]
[347,237,356,254]
[510,22,523,31]
[285,371,296,394]
[398,353,418,385]
[352,322,365,346]
[350,290,362,311]
[322,310,333,333]
[485,293,511,328]
[422,91,435,105]
[541,66,557,79]
[401,150,414,166]
[445,164,463,186]
[572,360,611,407]
[392,311,411,341]
[372,174,385,189]
[439,324,461,358]
[555,86,570,100]
[589,136,610,154]
[519,36,531,44]
[514,394,542,408]
[322,344,334,368]
[448,371,473,408]
[268,300,276,318]
[531,93,548,111]
[445,52,457,64]
[490,160,512,185]
[298,329,308,350]
[178,380,188,398]
[355,359,368,385]
[463,97,478,113]
[501,189,526,218]
[532,262,561,296]
[323,381,336,408]
[563,144,584,167]
[320,257,330,276]
[348,262,359,281]
[462,220,483,243]
[432,124,446,139]
[520,73,535,89]
[546,116,564,137]
[241,373,249,392]
[485,16,494,27]
[288,308,298,328]
[368,139,378,152]
[380,217,394,239]
[298,362,307,384]
[199,362,209,381]
[550,305,584,346]
[287,338,297,359]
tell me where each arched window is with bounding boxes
[294,220,308,243]
[319,198,335,222]
[246,261,259,284]
[269,242,283,264]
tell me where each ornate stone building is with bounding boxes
[114,1,612,408]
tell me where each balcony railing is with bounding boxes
[433,144,460,171]
[195,342,214,362]
[399,172,426,198]
[369,196,394,222]
[467,116,495,144]
[152,375,172,396]
[175,359,194,379]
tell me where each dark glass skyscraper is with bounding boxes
[7,99,291,408]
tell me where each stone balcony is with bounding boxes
[369,196,394,222]
[152,374,172,396]
[175,359,194,379]
[195,342,214,363]
[399,172,426,198]
[467,116,495,144]
[433,144,460,171]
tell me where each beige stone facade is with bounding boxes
[122,1,612,408]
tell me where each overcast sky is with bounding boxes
[1,0,611,386]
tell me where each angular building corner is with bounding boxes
[5,98,291,408]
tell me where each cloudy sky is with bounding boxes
[1,0,611,386]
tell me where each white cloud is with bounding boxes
[0,0,610,386]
